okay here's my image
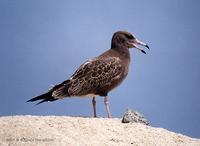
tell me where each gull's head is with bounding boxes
[111,31,149,54]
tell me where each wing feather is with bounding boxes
[68,57,124,96]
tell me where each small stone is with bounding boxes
[122,108,150,125]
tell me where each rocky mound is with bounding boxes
[0,116,199,146]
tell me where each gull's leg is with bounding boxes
[92,96,97,117]
[104,96,112,118]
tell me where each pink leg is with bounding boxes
[92,96,97,117]
[104,96,112,118]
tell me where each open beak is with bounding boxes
[130,39,149,54]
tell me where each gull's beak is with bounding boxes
[130,38,149,54]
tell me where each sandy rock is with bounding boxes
[122,108,149,125]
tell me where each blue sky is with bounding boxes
[0,0,200,138]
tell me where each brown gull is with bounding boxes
[27,31,149,118]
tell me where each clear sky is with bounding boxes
[0,0,200,138]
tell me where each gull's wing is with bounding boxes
[52,56,124,97]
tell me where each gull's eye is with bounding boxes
[127,35,134,39]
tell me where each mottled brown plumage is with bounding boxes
[27,31,149,118]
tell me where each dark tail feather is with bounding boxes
[27,91,57,105]
[27,80,70,105]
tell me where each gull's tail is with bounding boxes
[27,91,58,105]
[27,80,71,105]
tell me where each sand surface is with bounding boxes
[0,115,199,146]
